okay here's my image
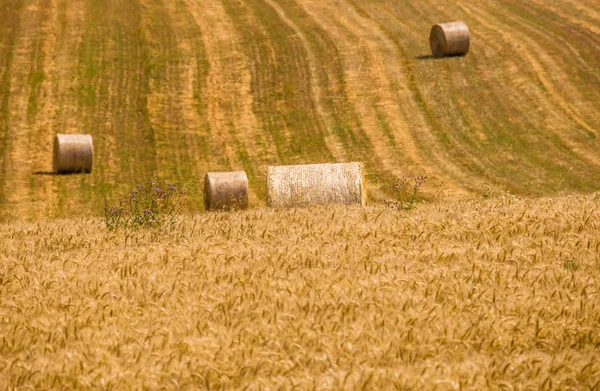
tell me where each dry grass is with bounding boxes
[204,171,249,212]
[429,22,470,58]
[1,195,599,389]
[53,134,94,174]
[266,163,366,208]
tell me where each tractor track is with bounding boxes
[2,0,55,219]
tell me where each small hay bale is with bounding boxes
[430,21,470,58]
[266,162,366,208]
[53,134,93,174]
[204,171,249,211]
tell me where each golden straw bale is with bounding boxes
[204,171,249,211]
[430,21,470,58]
[266,162,366,208]
[53,134,93,174]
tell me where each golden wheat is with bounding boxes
[0,195,599,389]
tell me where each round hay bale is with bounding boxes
[53,134,93,174]
[204,171,249,211]
[430,21,470,58]
[266,162,366,208]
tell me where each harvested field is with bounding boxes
[1,195,599,388]
[0,0,598,219]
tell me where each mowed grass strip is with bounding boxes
[501,0,600,133]
[183,0,276,204]
[222,0,334,166]
[0,0,64,220]
[0,0,24,210]
[0,195,599,389]
[268,0,400,200]
[139,0,212,210]
[72,0,158,216]
[458,0,600,191]
[480,0,600,158]
[361,0,563,195]
[355,0,600,196]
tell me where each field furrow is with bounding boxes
[139,0,214,208]
[183,0,279,203]
[481,2,599,139]
[222,0,334,166]
[296,1,419,186]
[162,0,212,175]
[0,0,24,217]
[142,0,193,180]
[499,0,600,132]
[262,0,344,162]
[558,0,600,28]
[1,0,55,219]
[456,2,600,178]
[71,0,162,216]
[29,0,87,218]
[254,0,396,200]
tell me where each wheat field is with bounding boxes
[1,195,599,389]
[1,0,600,389]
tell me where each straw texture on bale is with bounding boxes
[53,134,93,174]
[266,162,366,208]
[204,171,249,211]
[430,21,470,58]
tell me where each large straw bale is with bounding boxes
[204,171,249,211]
[430,21,470,58]
[53,134,93,174]
[266,162,366,208]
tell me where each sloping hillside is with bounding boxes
[0,0,599,219]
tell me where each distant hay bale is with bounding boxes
[204,171,249,211]
[266,162,366,208]
[53,134,93,174]
[430,21,470,58]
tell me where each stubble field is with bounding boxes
[0,0,599,219]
